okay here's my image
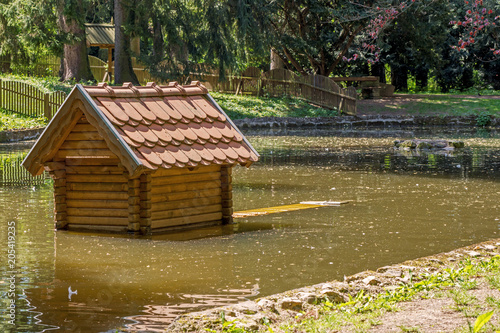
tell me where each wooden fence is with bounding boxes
[0,152,48,186]
[0,79,67,119]
[1,57,357,116]
[200,67,357,115]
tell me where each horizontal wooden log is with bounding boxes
[72,123,97,132]
[67,207,129,218]
[222,199,233,207]
[54,178,66,187]
[54,196,66,204]
[45,161,65,171]
[129,197,141,205]
[50,169,66,179]
[129,178,140,188]
[129,187,140,196]
[221,191,232,200]
[222,208,233,216]
[152,188,221,203]
[152,164,220,177]
[65,157,120,166]
[66,174,127,183]
[66,191,128,200]
[66,165,125,174]
[140,191,152,201]
[151,172,221,186]
[128,205,141,214]
[66,182,128,192]
[221,183,232,192]
[152,212,223,229]
[67,215,128,226]
[55,149,116,158]
[152,195,221,212]
[128,222,141,232]
[151,204,221,220]
[55,203,67,212]
[66,132,103,141]
[140,201,152,210]
[66,199,128,209]
[60,140,109,150]
[151,180,221,195]
[140,210,152,218]
[77,117,88,124]
[67,224,129,232]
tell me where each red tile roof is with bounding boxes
[82,81,258,171]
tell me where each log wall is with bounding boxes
[149,165,229,231]
[57,116,129,232]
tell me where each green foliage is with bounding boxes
[476,111,492,128]
[211,92,338,119]
[473,310,495,333]
[283,256,500,332]
[0,108,47,131]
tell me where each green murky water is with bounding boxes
[1,128,499,332]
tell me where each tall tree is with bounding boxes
[58,0,95,82]
[114,0,139,84]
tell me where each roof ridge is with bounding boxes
[83,81,208,98]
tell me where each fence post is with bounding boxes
[44,93,50,119]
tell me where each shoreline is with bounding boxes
[168,238,500,332]
[1,115,498,143]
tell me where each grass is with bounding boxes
[0,73,73,94]
[279,256,500,333]
[0,109,47,131]
[210,92,339,119]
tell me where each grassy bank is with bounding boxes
[168,242,500,333]
[0,109,47,131]
[280,254,500,332]
[210,92,337,119]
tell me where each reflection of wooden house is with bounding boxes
[22,82,259,234]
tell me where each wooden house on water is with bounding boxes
[22,82,259,234]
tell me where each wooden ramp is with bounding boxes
[233,201,349,218]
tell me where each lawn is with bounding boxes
[211,92,338,119]
[0,109,47,131]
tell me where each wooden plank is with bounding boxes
[66,165,125,174]
[66,199,128,209]
[67,207,129,218]
[152,212,223,229]
[66,191,128,200]
[151,204,221,220]
[55,149,117,158]
[72,123,96,132]
[66,182,128,192]
[67,224,128,233]
[151,180,221,194]
[151,188,221,203]
[66,132,103,141]
[152,164,220,177]
[60,141,109,150]
[152,195,221,212]
[67,216,129,226]
[66,174,127,183]
[151,172,221,186]
[65,157,120,166]
[233,201,350,218]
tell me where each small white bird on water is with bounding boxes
[68,286,77,301]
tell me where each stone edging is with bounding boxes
[0,128,44,143]
[233,115,500,129]
[167,238,500,332]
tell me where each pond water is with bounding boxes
[1,128,499,332]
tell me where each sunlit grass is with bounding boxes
[211,92,338,119]
[0,108,47,131]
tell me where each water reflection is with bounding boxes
[0,129,499,332]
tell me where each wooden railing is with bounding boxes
[199,68,357,115]
[0,79,67,119]
[1,57,357,115]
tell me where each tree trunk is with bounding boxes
[152,15,164,63]
[270,49,284,70]
[371,63,386,83]
[391,65,408,91]
[415,68,428,91]
[58,0,94,82]
[114,0,139,85]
